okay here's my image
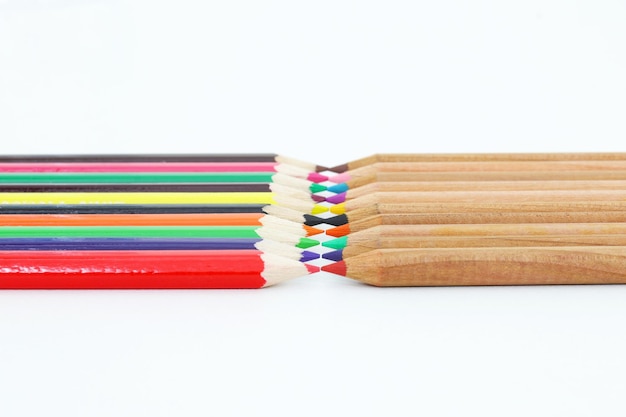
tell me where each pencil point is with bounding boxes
[310,194,326,203]
[311,205,329,215]
[306,264,321,274]
[329,173,350,183]
[322,236,348,250]
[326,183,349,193]
[304,213,348,226]
[296,237,320,249]
[304,225,324,236]
[321,261,347,276]
[325,224,350,237]
[329,203,346,215]
[322,250,343,262]
[307,172,328,183]
[300,251,319,262]
[325,192,347,204]
[309,183,327,193]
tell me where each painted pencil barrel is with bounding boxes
[0,154,279,163]
[0,204,267,214]
[0,162,278,173]
[0,192,274,205]
[0,183,272,192]
[0,250,268,289]
[0,238,260,251]
[0,172,275,183]
[0,213,263,226]
[0,226,261,238]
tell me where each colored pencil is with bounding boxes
[321,190,626,216]
[0,192,274,205]
[0,213,263,226]
[0,153,281,163]
[323,180,626,202]
[0,162,280,173]
[320,223,626,255]
[325,152,626,172]
[0,226,263,238]
[0,238,261,251]
[322,170,626,188]
[0,183,273,192]
[0,250,315,289]
[321,247,626,287]
[0,204,267,214]
[328,211,626,233]
[0,172,276,184]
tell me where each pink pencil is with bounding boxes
[0,162,277,173]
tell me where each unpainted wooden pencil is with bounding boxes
[327,152,626,172]
[322,247,626,287]
[341,170,626,188]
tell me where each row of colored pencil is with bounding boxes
[307,153,626,286]
[0,154,321,289]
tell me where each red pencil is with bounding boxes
[0,250,316,289]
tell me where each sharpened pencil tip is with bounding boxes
[307,172,328,183]
[322,236,348,249]
[322,250,343,262]
[326,183,349,193]
[321,261,347,276]
[310,194,326,202]
[306,264,321,274]
[304,225,324,236]
[330,203,346,215]
[309,183,327,193]
[300,251,320,262]
[325,192,347,204]
[311,205,329,215]
[325,224,350,237]
[329,173,351,183]
[296,237,320,249]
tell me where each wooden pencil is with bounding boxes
[322,247,626,287]
[335,211,626,233]
[322,190,626,216]
[327,180,626,202]
[326,170,626,188]
[326,152,626,172]
[321,223,626,256]
[0,238,262,251]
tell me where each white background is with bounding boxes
[1,1,626,416]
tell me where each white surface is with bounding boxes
[1,1,626,416]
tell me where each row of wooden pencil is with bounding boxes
[308,153,626,286]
